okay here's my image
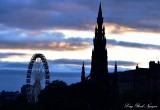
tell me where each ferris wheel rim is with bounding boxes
[26,53,50,103]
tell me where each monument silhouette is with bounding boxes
[90,3,108,80]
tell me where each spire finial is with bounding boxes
[114,61,117,73]
[115,61,117,66]
[83,61,84,65]
[98,2,102,17]
[81,61,85,82]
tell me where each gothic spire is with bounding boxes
[82,61,84,70]
[114,61,118,83]
[97,2,103,34]
[81,61,85,82]
[98,2,102,18]
[114,61,117,73]
[113,61,119,99]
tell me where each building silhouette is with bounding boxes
[90,3,108,80]
[21,85,27,94]
[118,61,160,93]
[0,91,19,103]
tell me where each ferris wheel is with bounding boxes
[26,53,50,103]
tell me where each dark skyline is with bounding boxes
[0,0,160,91]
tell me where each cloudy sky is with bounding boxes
[0,0,160,91]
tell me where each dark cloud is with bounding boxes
[109,61,137,67]
[105,0,160,33]
[49,58,137,67]
[107,39,160,50]
[0,60,90,73]
[0,30,92,51]
[0,0,95,30]
[0,52,27,59]
[49,59,90,66]
[0,58,136,73]
[0,27,159,51]
[0,0,160,32]
[0,61,28,69]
